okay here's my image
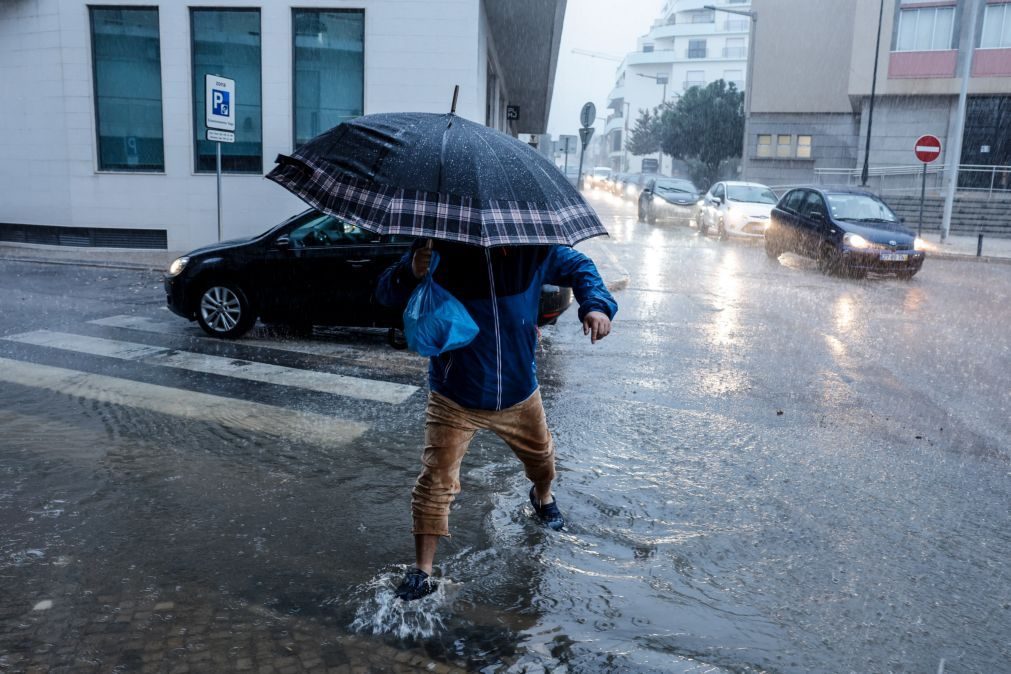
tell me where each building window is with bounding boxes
[724,37,746,59]
[191,9,262,173]
[723,70,743,90]
[611,130,622,153]
[643,44,655,53]
[292,10,363,149]
[687,39,707,59]
[981,3,1011,49]
[776,134,792,157]
[756,134,772,157]
[687,9,715,24]
[89,7,164,171]
[684,70,705,89]
[895,6,955,52]
[797,135,812,158]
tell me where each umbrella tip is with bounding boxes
[450,85,459,114]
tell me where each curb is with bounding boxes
[0,255,165,272]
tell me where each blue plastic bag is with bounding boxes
[403,251,479,357]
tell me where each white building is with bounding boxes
[0,0,565,251]
[605,0,750,174]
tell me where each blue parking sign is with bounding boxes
[212,89,230,117]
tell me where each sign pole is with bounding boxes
[577,143,586,192]
[216,142,223,241]
[917,162,926,238]
[578,101,597,192]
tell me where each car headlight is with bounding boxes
[914,237,927,251]
[167,256,190,277]
[843,233,871,249]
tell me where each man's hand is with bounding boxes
[412,240,434,279]
[582,311,611,344]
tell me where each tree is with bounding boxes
[626,108,659,157]
[657,80,744,189]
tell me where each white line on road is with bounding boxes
[0,357,368,446]
[5,331,418,404]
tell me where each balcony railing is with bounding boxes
[722,46,747,58]
[683,80,706,90]
[686,48,707,59]
[724,20,749,31]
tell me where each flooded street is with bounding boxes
[1,193,1009,672]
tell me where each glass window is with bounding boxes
[799,191,826,219]
[292,10,364,148]
[777,134,792,157]
[685,70,705,89]
[713,183,725,199]
[289,213,377,248]
[687,9,715,23]
[687,39,707,58]
[89,8,164,171]
[797,135,812,158]
[191,9,262,173]
[724,38,746,58]
[643,44,655,53]
[782,189,806,213]
[981,3,1011,49]
[895,7,955,52]
[757,134,772,157]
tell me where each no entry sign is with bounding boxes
[914,134,941,163]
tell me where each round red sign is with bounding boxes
[914,134,942,163]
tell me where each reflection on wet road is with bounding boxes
[1,191,1008,672]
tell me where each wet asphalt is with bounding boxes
[0,191,1008,673]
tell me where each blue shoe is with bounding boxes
[529,486,565,530]
[395,568,437,601]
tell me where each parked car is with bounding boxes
[637,177,701,225]
[618,172,650,200]
[764,187,926,279]
[699,181,779,239]
[165,209,574,339]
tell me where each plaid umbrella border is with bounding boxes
[266,156,608,247]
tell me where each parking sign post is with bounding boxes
[205,74,236,241]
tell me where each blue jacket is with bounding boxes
[376,241,617,411]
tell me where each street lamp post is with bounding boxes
[861,0,885,186]
[706,5,757,180]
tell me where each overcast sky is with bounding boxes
[547,0,663,138]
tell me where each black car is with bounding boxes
[165,209,573,339]
[638,177,700,225]
[764,187,925,279]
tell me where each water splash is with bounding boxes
[347,568,451,640]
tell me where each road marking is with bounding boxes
[88,314,416,362]
[5,331,418,404]
[0,357,367,446]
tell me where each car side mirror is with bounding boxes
[274,235,291,251]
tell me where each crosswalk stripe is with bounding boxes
[0,357,368,446]
[88,314,415,362]
[5,331,418,404]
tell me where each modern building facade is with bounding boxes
[605,0,751,174]
[748,0,1011,191]
[0,0,565,251]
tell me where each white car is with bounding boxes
[698,181,779,239]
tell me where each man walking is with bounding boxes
[376,240,617,601]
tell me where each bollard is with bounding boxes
[977,233,983,257]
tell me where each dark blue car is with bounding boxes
[764,186,926,279]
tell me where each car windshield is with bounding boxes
[655,180,695,194]
[826,194,899,223]
[727,185,778,204]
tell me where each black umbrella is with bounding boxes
[266,109,607,247]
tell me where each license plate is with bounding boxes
[880,253,908,262]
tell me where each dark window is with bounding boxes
[799,192,827,219]
[713,183,725,200]
[289,213,377,248]
[643,44,654,53]
[89,7,164,171]
[292,10,364,148]
[191,9,262,173]
[960,96,1011,189]
[782,189,806,213]
[687,39,707,59]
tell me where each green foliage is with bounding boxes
[626,108,659,157]
[657,80,744,189]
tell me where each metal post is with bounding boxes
[563,137,570,176]
[989,165,996,200]
[977,233,983,256]
[577,143,586,192]
[861,0,885,186]
[917,163,926,237]
[941,0,982,242]
[216,141,222,241]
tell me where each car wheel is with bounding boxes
[196,282,256,339]
[387,327,408,350]
[647,205,657,225]
[699,217,709,235]
[764,236,782,259]
[816,245,843,276]
[637,204,646,223]
[718,219,728,241]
